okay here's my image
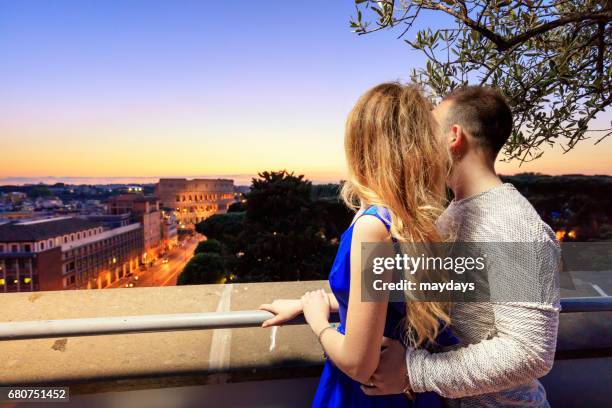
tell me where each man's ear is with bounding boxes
[449,125,467,158]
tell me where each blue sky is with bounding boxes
[0,0,610,184]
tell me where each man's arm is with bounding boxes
[364,224,561,398]
[363,303,559,398]
[404,237,562,398]
[406,303,558,398]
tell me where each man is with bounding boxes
[362,86,561,407]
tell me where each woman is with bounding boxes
[259,83,451,407]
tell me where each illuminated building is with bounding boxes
[107,194,162,262]
[0,217,143,292]
[155,178,235,230]
[160,209,178,251]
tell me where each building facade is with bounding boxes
[82,213,132,229]
[160,210,178,251]
[106,194,161,262]
[155,179,235,230]
[0,217,143,292]
[61,223,143,290]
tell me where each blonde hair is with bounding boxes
[341,82,450,347]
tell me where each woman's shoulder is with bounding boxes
[353,206,392,242]
[361,205,392,227]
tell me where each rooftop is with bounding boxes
[0,217,103,243]
[61,223,142,251]
[84,214,132,221]
[0,281,609,407]
[107,194,158,204]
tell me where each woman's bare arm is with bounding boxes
[303,215,391,384]
[327,292,340,311]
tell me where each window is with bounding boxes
[24,244,31,253]
[11,244,18,253]
[64,236,68,243]
[40,242,45,250]
[0,244,5,252]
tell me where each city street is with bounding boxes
[108,235,200,289]
[138,236,199,287]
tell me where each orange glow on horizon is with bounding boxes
[1,121,610,183]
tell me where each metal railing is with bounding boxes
[0,297,610,341]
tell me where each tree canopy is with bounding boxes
[194,239,223,255]
[177,252,226,285]
[194,170,353,283]
[351,0,611,163]
[196,212,245,253]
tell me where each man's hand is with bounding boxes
[361,337,410,396]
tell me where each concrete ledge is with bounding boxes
[0,281,330,393]
[1,282,610,396]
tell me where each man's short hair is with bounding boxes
[443,86,512,156]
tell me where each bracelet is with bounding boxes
[402,376,414,400]
[317,324,336,343]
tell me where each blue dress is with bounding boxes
[312,206,447,408]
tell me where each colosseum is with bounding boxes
[155,178,235,230]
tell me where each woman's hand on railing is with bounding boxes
[301,290,331,331]
[259,299,303,328]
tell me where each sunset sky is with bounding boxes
[1,0,610,185]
